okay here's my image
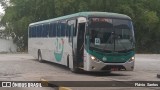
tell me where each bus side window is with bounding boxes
[33,26,36,37]
[42,24,49,37]
[68,25,72,42]
[40,25,42,37]
[36,26,39,37]
[57,23,61,37]
[61,23,65,37]
[66,24,69,37]
[56,23,58,37]
[69,24,75,42]
[59,23,62,37]
[49,23,52,37]
[58,23,61,37]
[64,23,67,37]
[49,23,56,37]
[48,23,51,37]
[35,26,37,37]
[36,26,38,38]
[55,23,57,37]
[32,27,34,37]
[42,25,45,37]
[41,25,43,37]
[42,25,44,37]
[74,20,77,36]
[37,26,41,37]
[46,24,49,37]
[53,23,56,37]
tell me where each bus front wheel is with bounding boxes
[70,61,83,73]
[68,55,80,73]
[70,67,80,73]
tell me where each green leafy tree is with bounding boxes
[0,0,160,53]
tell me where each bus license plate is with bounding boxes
[111,68,118,71]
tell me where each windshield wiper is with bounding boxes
[90,46,112,53]
[117,48,134,53]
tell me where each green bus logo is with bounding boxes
[54,38,64,62]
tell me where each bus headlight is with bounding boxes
[91,56,96,60]
[90,56,100,62]
[129,56,135,62]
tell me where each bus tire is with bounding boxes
[70,53,79,73]
[38,50,43,63]
[106,71,111,74]
[70,67,79,73]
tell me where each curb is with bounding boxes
[41,79,72,90]
[59,87,72,90]
[157,74,160,78]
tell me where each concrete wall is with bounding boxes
[0,39,17,53]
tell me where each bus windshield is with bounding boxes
[88,18,135,53]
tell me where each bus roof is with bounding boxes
[29,12,131,26]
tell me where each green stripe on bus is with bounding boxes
[88,50,135,63]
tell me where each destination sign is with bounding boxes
[91,18,112,23]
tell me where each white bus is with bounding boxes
[28,12,135,72]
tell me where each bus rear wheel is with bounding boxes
[38,50,43,63]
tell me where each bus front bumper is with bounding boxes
[85,59,134,72]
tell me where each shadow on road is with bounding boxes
[32,59,130,77]
[78,71,130,77]
[32,59,70,71]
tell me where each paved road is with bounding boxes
[0,54,159,90]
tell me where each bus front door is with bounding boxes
[77,22,86,68]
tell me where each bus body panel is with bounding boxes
[28,37,73,66]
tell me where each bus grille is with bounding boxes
[103,61,126,63]
[101,65,126,71]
